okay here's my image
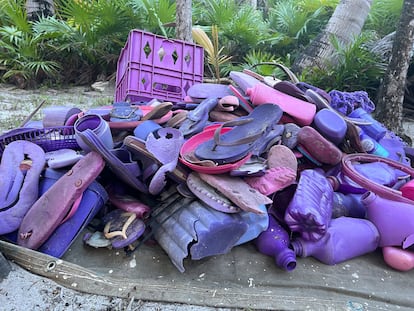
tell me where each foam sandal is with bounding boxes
[77,129,149,193]
[17,151,105,250]
[102,209,146,249]
[194,104,283,164]
[0,141,46,235]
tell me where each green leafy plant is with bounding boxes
[129,0,176,37]
[302,32,387,96]
[192,25,232,82]
[0,0,60,87]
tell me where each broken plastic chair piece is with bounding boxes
[0,141,46,235]
[152,198,248,272]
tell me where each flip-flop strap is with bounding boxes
[212,118,263,150]
[79,129,148,193]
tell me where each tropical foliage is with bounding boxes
[0,0,406,95]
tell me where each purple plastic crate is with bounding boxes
[115,29,204,103]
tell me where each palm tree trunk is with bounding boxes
[176,0,192,42]
[376,0,414,136]
[292,0,372,73]
[26,0,55,21]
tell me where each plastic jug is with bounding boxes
[362,191,414,247]
[291,217,380,265]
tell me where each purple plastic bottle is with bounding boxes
[362,191,414,247]
[332,192,366,219]
[291,217,380,265]
[284,169,333,241]
[254,215,297,271]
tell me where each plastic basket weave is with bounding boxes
[0,126,80,157]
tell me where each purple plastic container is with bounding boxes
[348,107,387,141]
[362,191,414,247]
[313,108,347,145]
[332,192,366,219]
[254,214,297,271]
[291,216,380,265]
[284,169,333,241]
[115,29,204,103]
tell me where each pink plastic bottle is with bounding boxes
[291,217,380,265]
[382,246,414,271]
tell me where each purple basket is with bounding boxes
[0,126,80,157]
[115,29,204,103]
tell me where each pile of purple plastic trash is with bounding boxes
[2,68,414,274]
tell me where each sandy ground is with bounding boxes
[0,82,234,311]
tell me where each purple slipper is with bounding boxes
[0,141,45,235]
[194,104,283,165]
[102,209,146,249]
[17,151,105,250]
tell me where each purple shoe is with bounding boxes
[0,141,45,235]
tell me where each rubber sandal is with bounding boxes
[215,95,239,112]
[267,144,298,172]
[194,172,272,214]
[124,135,188,184]
[141,101,173,121]
[107,183,151,219]
[245,166,297,196]
[186,172,242,213]
[110,102,142,122]
[194,104,283,165]
[77,129,149,193]
[102,209,146,249]
[297,126,343,166]
[179,125,252,174]
[209,110,239,123]
[166,110,188,128]
[0,141,46,235]
[178,97,219,137]
[282,123,301,149]
[17,151,105,250]
[186,83,232,102]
